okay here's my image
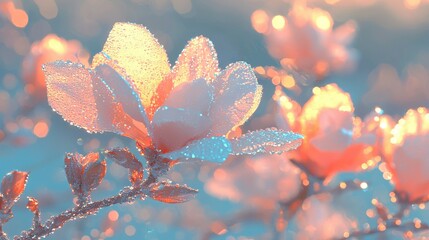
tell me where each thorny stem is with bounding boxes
[14,173,159,240]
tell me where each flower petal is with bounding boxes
[209,62,263,136]
[163,78,213,114]
[44,61,117,133]
[93,22,170,109]
[94,64,150,128]
[170,36,219,87]
[229,128,303,155]
[161,136,232,162]
[152,106,211,152]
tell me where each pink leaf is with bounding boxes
[150,184,198,204]
[65,152,103,196]
[82,160,107,194]
[1,171,29,211]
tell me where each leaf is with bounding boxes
[65,152,103,196]
[104,148,142,171]
[26,197,39,214]
[82,160,107,194]
[229,128,303,155]
[104,148,144,186]
[209,62,263,136]
[0,171,29,211]
[150,184,198,203]
[161,136,232,163]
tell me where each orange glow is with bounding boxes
[46,38,66,54]
[404,0,421,9]
[10,9,28,28]
[33,121,49,138]
[281,75,295,88]
[108,210,119,221]
[313,12,332,31]
[272,15,286,30]
[251,10,270,34]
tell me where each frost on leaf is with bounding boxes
[161,136,232,163]
[209,62,263,136]
[150,184,198,204]
[65,152,106,198]
[0,171,29,212]
[104,148,144,186]
[230,128,303,155]
[26,197,39,214]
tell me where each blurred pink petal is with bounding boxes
[150,184,198,204]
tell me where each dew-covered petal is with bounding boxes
[170,36,219,87]
[147,75,174,119]
[152,106,211,152]
[209,62,263,136]
[93,22,170,109]
[163,78,213,114]
[94,64,150,127]
[44,61,117,133]
[161,136,232,162]
[230,128,303,155]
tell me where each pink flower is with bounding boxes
[43,22,302,163]
[259,84,377,178]
[205,153,301,208]
[251,6,357,78]
[22,34,89,100]
[383,108,429,203]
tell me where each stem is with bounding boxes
[14,174,157,240]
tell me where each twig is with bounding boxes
[14,174,158,240]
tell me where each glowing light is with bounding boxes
[108,210,119,221]
[339,182,347,189]
[281,75,295,88]
[10,9,28,28]
[33,121,49,138]
[360,182,368,189]
[47,38,66,53]
[313,12,332,31]
[272,15,286,30]
[404,0,421,9]
[125,225,136,236]
[251,10,269,33]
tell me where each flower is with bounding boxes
[251,6,357,78]
[383,107,429,203]
[43,22,302,163]
[258,84,377,179]
[22,34,89,100]
[205,153,301,208]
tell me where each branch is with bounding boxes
[338,221,429,240]
[14,175,157,240]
